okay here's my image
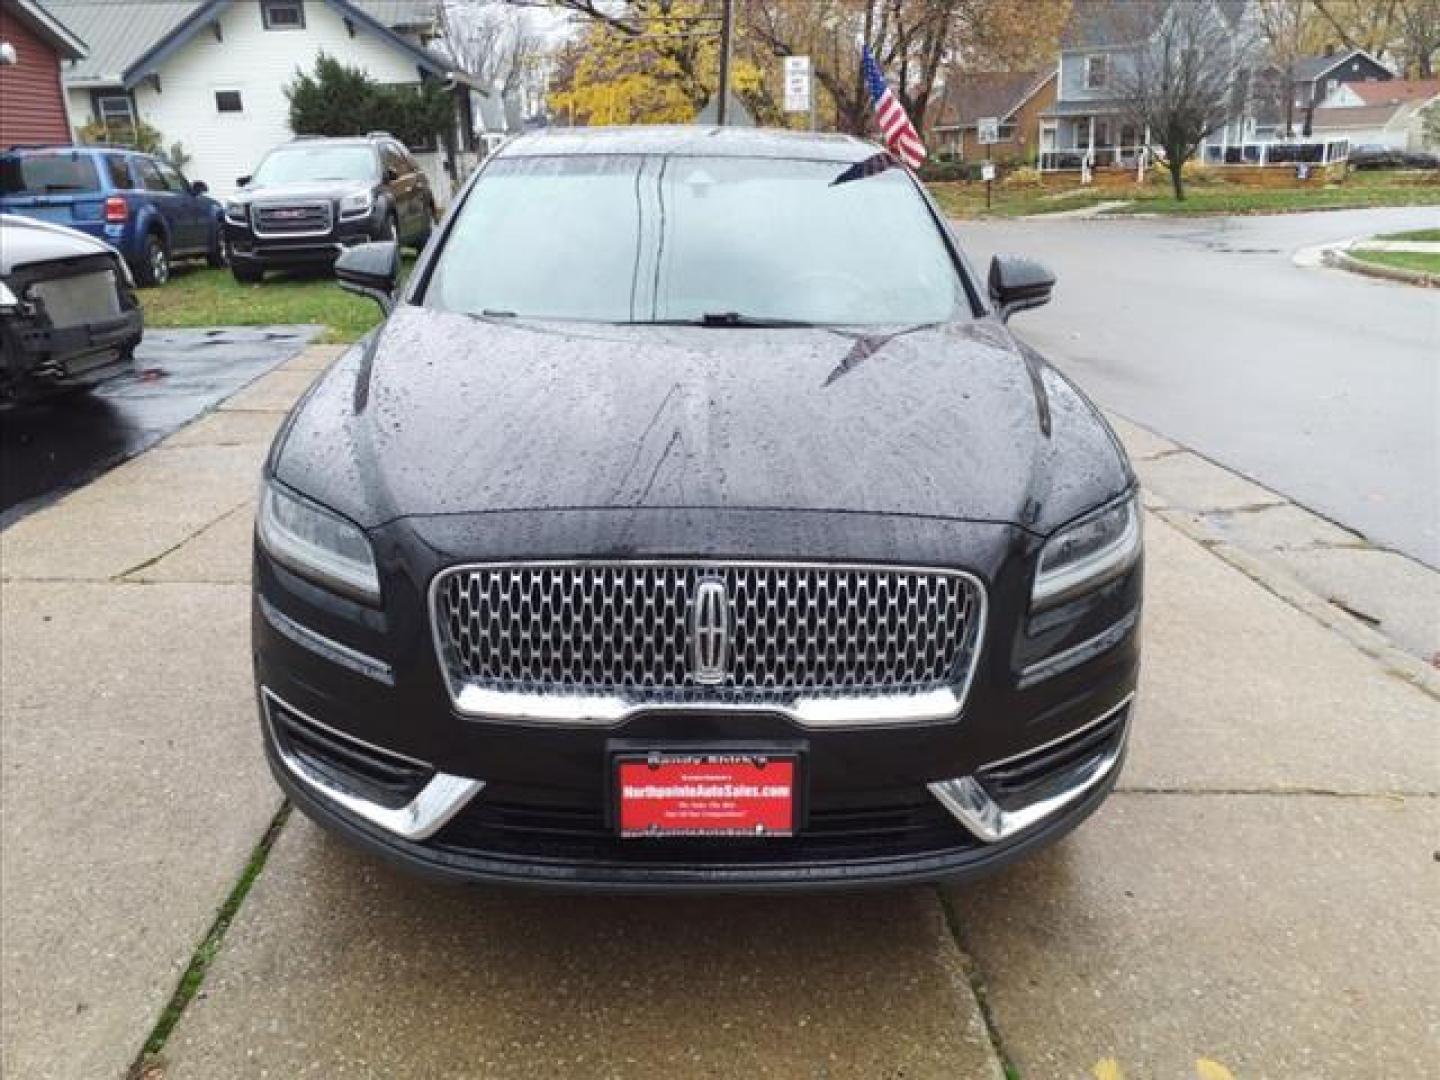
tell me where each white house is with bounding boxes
[48,0,484,199]
[1311,79,1440,151]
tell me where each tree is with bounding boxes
[287,54,454,150]
[740,0,1069,137]
[438,0,543,98]
[546,0,764,125]
[1255,0,1328,136]
[534,0,1067,138]
[1118,2,1257,201]
[1394,0,1440,77]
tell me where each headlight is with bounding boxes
[258,482,380,603]
[338,191,374,219]
[0,281,18,310]
[225,200,247,224]
[1032,493,1141,609]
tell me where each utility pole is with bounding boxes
[717,0,734,125]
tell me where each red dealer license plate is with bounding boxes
[616,754,798,838]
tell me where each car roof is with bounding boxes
[3,144,127,156]
[497,125,881,164]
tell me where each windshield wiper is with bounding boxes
[640,312,818,329]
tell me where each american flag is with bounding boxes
[862,46,926,169]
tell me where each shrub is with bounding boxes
[1002,165,1043,189]
[77,118,190,170]
[287,53,453,153]
[919,159,984,183]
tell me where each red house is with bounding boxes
[0,0,87,147]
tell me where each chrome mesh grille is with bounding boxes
[432,562,981,702]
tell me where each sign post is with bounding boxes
[977,117,1001,210]
[783,56,812,123]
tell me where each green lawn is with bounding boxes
[930,170,1440,220]
[1373,228,1440,242]
[1348,249,1440,275]
[139,263,393,343]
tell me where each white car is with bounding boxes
[0,213,143,405]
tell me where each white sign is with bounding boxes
[978,116,1000,145]
[980,162,997,182]
[783,55,811,113]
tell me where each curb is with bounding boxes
[1323,246,1440,287]
[1153,508,1440,701]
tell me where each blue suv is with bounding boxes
[0,145,224,286]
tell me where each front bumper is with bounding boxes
[225,211,383,268]
[1,299,142,398]
[262,682,1132,891]
[253,515,1141,890]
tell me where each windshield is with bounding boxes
[423,154,970,326]
[0,153,101,196]
[251,145,378,185]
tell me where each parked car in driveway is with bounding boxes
[253,127,1142,891]
[223,134,436,284]
[0,145,224,286]
[0,213,143,404]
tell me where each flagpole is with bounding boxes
[717,0,734,126]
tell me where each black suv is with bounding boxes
[224,134,435,282]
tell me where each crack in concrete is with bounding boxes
[126,803,292,1080]
[935,887,1014,1080]
[113,501,252,582]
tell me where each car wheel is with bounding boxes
[206,226,228,268]
[231,262,264,285]
[136,233,170,287]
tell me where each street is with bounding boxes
[959,206,1440,568]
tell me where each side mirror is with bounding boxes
[335,241,400,314]
[236,175,251,188]
[190,180,209,196]
[988,255,1055,321]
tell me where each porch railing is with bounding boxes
[1040,138,1350,173]
[1039,146,1147,172]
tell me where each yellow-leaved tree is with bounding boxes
[549,0,764,126]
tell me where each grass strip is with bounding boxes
[1348,249,1440,275]
[127,803,292,1078]
[935,885,1020,1080]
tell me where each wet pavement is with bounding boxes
[958,205,1440,568]
[0,326,318,527]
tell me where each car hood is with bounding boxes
[0,213,118,275]
[238,180,371,202]
[275,304,1131,533]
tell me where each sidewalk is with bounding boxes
[2,343,1436,1079]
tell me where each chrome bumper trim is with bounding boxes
[262,688,483,841]
[260,597,394,685]
[451,683,966,729]
[928,694,1133,843]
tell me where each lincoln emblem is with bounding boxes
[690,578,730,685]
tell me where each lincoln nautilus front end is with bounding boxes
[252,126,1142,890]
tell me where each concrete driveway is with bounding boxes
[1,343,1436,1080]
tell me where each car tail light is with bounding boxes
[104,196,128,223]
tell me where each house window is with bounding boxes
[261,0,304,30]
[1086,55,1107,89]
[215,90,243,113]
[95,93,136,140]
